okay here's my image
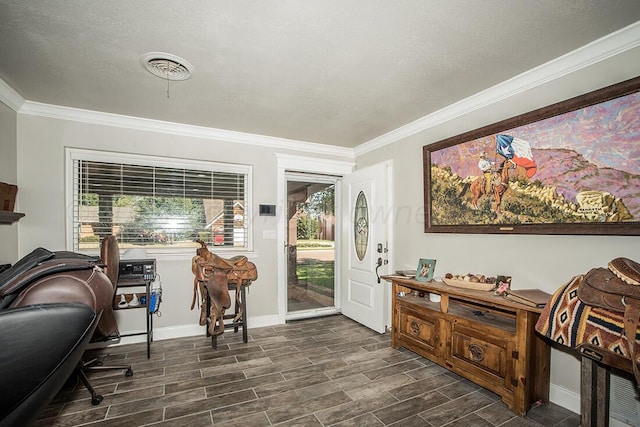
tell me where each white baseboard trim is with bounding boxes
[244,314,282,329]
[549,384,633,427]
[610,418,633,427]
[103,314,283,346]
[549,383,580,414]
[150,324,203,341]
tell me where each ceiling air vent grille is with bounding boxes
[141,52,193,81]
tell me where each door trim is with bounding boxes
[275,154,354,325]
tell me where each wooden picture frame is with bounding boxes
[423,76,640,235]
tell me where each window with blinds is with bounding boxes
[67,149,251,252]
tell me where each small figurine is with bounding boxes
[494,275,512,296]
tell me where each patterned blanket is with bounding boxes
[535,275,640,362]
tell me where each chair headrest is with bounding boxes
[100,236,120,286]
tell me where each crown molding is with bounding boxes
[18,101,354,158]
[275,153,355,175]
[0,78,25,111]
[3,21,638,160]
[354,21,640,157]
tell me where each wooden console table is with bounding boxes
[383,275,550,416]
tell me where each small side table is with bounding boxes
[115,278,153,358]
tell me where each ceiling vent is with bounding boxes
[140,52,193,81]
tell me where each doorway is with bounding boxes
[285,173,339,319]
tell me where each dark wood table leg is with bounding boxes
[581,355,610,427]
[241,285,247,343]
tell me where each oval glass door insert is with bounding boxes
[354,191,369,261]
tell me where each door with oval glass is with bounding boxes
[341,161,392,333]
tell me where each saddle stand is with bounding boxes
[190,240,257,349]
[205,281,247,349]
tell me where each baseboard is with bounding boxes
[150,324,203,341]
[549,383,580,414]
[242,314,281,329]
[549,383,634,427]
[151,314,281,340]
[106,314,283,345]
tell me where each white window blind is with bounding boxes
[68,149,251,252]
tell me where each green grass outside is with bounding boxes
[296,260,335,290]
[296,239,334,249]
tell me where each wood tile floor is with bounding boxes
[38,315,580,426]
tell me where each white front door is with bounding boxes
[340,161,392,333]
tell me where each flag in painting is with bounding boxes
[495,134,537,178]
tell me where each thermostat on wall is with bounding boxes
[259,204,276,216]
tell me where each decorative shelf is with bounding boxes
[0,211,25,224]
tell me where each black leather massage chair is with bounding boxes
[0,245,116,426]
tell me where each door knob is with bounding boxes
[375,257,383,283]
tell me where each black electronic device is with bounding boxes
[118,259,156,282]
[259,204,276,216]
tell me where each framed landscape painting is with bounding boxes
[423,76,640,235]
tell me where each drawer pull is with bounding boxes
[410,320,420,335]
[469,344,485,362]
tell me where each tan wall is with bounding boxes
[355,46,640,407]
[0,102,18,264]
[14,115,352,334]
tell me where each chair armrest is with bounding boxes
[0,303,97,426]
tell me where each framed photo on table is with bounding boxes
[416,259,436,282]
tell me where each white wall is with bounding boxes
[14,115,353,336]
[355,45,640,411]
[0,102,18,264]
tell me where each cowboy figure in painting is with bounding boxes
[459,152,516,213]
[478,151,494,195]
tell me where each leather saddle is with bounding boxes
[577,257,640,385]
[190,240,257,337]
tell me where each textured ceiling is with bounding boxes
[1,1,639,147]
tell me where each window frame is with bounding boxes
[65,147,253,254]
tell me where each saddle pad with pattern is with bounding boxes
[535,275,640,364]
